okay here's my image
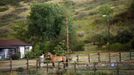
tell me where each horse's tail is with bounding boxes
[61,56,65,62]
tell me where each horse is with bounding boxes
[46,52,69,68]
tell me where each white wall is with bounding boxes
[25,46,32,52]
[29,46,32,51]
[4,49,9,58]
[19,46,25,58]
[19,46,32,58]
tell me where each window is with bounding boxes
[25,46,29,51]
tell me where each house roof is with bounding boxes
[0,39,32,48]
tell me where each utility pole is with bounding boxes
[66,17,70,67]
[66,17,69,53]
[107,21,110,50]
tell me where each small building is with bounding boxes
[0,39,32,59]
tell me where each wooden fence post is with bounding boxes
[26,57,29,74]
[119,52,121,62]
[10,57,12,74]
[116,62,119,75]
[46,62,48,75]
[98,52,100,62]
[109,52,111,63]
[88,54,90,63]
[36,59,39,70]
[39,58,41,68]
[57,62,60,75]
[93,62,97,75]
[76,55,79,62]
[130,51,132,60]
[74,62,77,73]
[58,62,60,70]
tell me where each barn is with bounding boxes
[0,39,32,59]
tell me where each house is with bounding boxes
[0,39,32,59]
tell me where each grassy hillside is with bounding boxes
[0,0,133,51]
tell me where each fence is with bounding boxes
[0,51,134,75]
[61,62,134,75]
[74,51,134,63]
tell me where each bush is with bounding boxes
[73,41,85,51]
[28,69,42,75]
[52,40,66,56]
[89,32,113,47]
[25,51,37,59]
[114,30,133,44]
[129,0,134,11]
[11,52,20,60]
[129,38,134,49]
[0,6,8,12]
[17,67,24,72]
[107,43,131,51]
[64,0,75,7]
[64,71,112,75]
[0,0,21,6]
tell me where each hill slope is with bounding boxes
[0,0,133,51]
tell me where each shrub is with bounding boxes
[129,0,134,11]
[114,30,133,44]
[11,52,20,60]
[0,6,8,12]
[17,67,24,72]
[89,31,113,48]
[108,43,123,51]
[64,0,75,7]
[107,43,131,51]
[25,51,37,59]
[70,40,85,51]
[0,72,10,75]
[129,38,134,49]
[0,0,20,6]
[64,71,112,75]
[52,40,66,56]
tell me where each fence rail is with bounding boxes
[74,51,134,63]
[0,51,134,75]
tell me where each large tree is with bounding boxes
[27,3,67,53]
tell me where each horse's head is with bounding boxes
[66,55,72,61]
[47,52,52,55]
[46,52,53,58]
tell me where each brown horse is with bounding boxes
[46,52,68,68]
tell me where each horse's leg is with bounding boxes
[63,60,67,68]
[65,59,68,67]
[63,61,65,68]
[52,62,55,67]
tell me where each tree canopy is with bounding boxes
[28,3,66,41]
[27,3,68,53]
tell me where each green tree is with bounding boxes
[27,3,68,54]
[98,5,114,49]
[99,5,114,22]
[53,40,66,55]
[13,3,78,56]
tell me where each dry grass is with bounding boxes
[71,0,94,4]
[0,5,15,17]
[0,60,36,68]
[73,52,134,63]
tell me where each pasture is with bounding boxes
[0,51,134,75]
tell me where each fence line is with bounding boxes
[0,51,133,75]
[75,51,134,63]
[44,61,134,75]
